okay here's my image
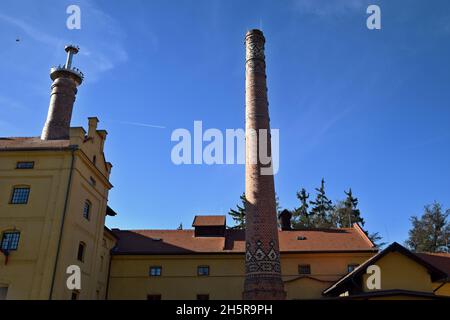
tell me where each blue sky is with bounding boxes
[1,0,449,244]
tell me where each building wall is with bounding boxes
[0,124,113,300]
[0,150,72,299]
[108,252,375,300]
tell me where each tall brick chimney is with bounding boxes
[41,45,84,140]
[243,29,286,300]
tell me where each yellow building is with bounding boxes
[323,242,450,300]
[106,217,450,300]
[0,119,116,300]
[108,216,378,300]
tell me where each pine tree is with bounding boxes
[309,178,334,228]
[367,231,386,248]
[275,194,282,214]
[292,188,311,228]
[406,202,449,253]
[334,188,364,228]
[228,193,247,229]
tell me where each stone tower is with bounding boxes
[41,45,84,140]
[243,29,286,300]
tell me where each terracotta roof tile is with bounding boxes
[111,227,377,255]
[0,137,71,150]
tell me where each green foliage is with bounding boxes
[405,202,449,253]
[293,180,384,248]
[367,231,386,248]
[333,188,365,228]
[292,188,312,228]
[228,193,247,229]
[309,178,334,228]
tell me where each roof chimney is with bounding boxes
[88,117,99,139]
[41,45,84,140]
[278,210,292,231]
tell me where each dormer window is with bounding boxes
[192,215,226,237]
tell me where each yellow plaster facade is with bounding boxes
[107,252,374,300]
[0,119,115,300]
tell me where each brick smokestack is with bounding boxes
[243,30,286,300]
[41,45,84,140]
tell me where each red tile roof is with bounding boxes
[192,215,226,227]
[111,226,377,255]
[0,137,71,151]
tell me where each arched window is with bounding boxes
[1,231,20,251]
[83,200,91,220]
[77,242,86,262]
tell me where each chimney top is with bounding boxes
[65,45,79,54]
[50,44,84,84]
[246,29,264,36]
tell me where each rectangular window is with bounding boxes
[147,294,162,300]
[197,266,210,276]
[347,264,359,273]
[77,242,85,262]
[10,187,30,204]
[149,266,162,276]
[298,264,311,275]
[16,161,34,169]
[196,294,209,300]
[1,231,20,251]
[83,201,91,220]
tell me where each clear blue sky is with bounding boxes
[1,0,449,244]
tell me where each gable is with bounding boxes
[361,251,433,293]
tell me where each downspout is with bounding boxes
[105,248,114,300]
[49,147,76,300]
